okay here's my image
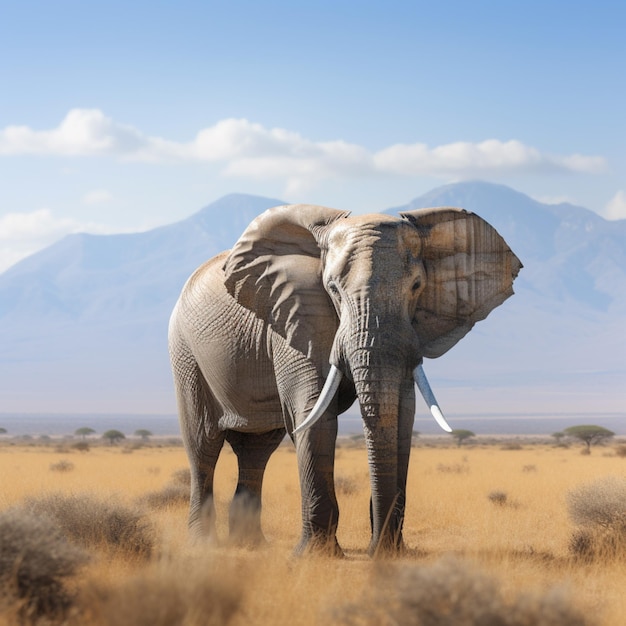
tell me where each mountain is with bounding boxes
[1,183,624,429]
[0,193,283,413]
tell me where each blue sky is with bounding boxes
[1,0,624,271]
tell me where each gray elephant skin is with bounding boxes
[168,204,521,556]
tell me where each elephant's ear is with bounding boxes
[223,204,350,351]
[401,207,522,359]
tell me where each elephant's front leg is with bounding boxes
[294,416,342,556]
[393,379,417,552]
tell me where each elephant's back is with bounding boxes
[169,251,283,431]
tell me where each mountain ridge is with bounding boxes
[1,182,624,421]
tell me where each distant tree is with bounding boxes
[0,427,6,435]
[102,430,126,446]
[564,425,615,453]
[450,429,475,447]
[551,431,565,443]
[134,429,153,441]
[75,427,96,440]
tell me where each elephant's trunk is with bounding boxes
[350,345,410,555]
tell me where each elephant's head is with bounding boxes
[223,203,521,552]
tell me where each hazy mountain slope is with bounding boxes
[0,193,283,324]
[0,193,283,412]
[0,183,624,420]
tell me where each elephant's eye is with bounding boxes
[411,278,422,293]
[327,282,340,297]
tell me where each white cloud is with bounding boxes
[0,109,608,193]
[82,189,112,205]
[603,190,626,220]
[0,109,149,157]
[0,208,106,273]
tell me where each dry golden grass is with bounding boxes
[1,439,624,625]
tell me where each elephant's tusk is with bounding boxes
[293,365,343,435]
[413,364,453,433]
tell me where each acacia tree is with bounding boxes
[563,425,615,453]
[75,427,96,440]
[102,430,126,446]
[134,429,153,441]
[0,427,7,435]
[450,429,475,447]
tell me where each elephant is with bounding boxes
[168,203,521,556]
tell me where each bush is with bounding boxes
[72,441,90,453]
[614,444,626,458]
[24,493,155,559]
[567,476,626,529]
[171,468,191,486]
[567,476,626,560]
[487,491,508,506]
[0,508,88,621]
[80,560,241,626]
[139,483,189,509]
[333,556,590,626]
[50,459,75,472]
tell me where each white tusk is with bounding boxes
[293,365,343,435]
[413,363,453,433]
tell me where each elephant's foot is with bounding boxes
[228,524,267,549]
[367,533,406,558]
[294,532,344,558]
[188,504,218,540]
[228,493,265,548]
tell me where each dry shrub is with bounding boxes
[501,443,523,451]
[521,465,537,473]
[79,560,241,626]
[0,508,88,621]
[567,476,626,559]
[71,441,90,453]
[569,527,626,562]
[333,556,591,626]
[614,444,626,458]
[170,468,191,486]
[24,493,155,559]
[138,483,189,509]
[137,467,191,509]
[488,491,508,506]
[50,459,74,472]
[567,476,626,528]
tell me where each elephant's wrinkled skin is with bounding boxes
[168,204,521,555]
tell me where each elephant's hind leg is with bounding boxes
[225,428,286,546]
[171,343,225,542]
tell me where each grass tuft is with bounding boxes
[487,490,508,506]
[50,459,75,472]
[567,476,626,560]
[0,508,88,621]
[138,483,189,509]
[79,560,241,626]
[333,556,591,626]
[24,493,155,559]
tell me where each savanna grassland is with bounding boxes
[0,436,624,625]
